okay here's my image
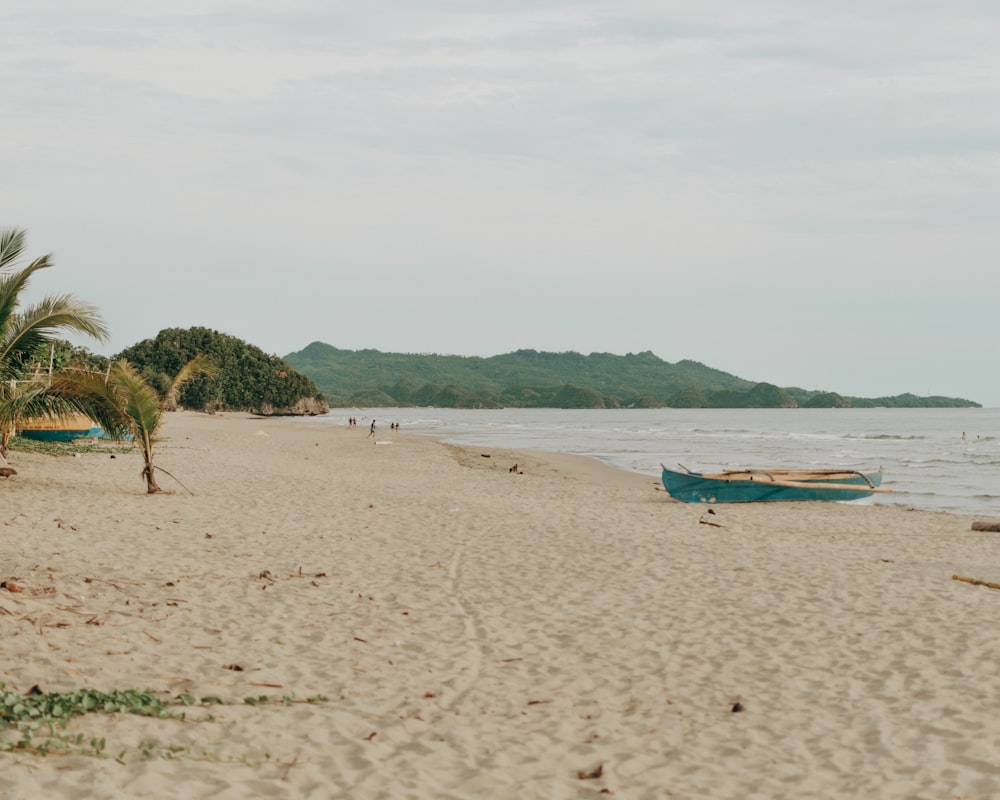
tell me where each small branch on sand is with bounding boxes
[577,763,604,780]
[972,520,1000,532]
[699,509,723,528]
[953,574,1000,590]
[154,465,195,496]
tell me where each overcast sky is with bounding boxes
[4,2,999,405]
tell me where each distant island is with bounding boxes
[283,342,981,410]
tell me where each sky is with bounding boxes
[3,2,999,406]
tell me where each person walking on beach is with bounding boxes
[368,419,376,438]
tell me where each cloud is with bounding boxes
[2,2,999,403]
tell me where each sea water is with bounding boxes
[314,407,999,517]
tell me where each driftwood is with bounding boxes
[953,575,1000,590]
[971,520,1000,532]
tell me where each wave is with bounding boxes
[844,434,927,441]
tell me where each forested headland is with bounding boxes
[283,341,980,409]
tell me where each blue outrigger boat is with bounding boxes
[17,413,103,443]
[661,464,888,504]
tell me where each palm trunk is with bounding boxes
[141,439,161,493]
[142,462,161,493]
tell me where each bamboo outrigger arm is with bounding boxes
[746,477,893,493]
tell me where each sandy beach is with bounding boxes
[2,411,999,799]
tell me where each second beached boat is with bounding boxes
[661,465,889,503]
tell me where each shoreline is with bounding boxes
[317,406,999,517]
[2,411,998,798]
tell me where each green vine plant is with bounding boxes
[8,437,133,457]
[0,684,327,761]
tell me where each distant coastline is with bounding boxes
[283,342,980,410]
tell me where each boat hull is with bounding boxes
[17,414,103,442]
[661,467,883,503]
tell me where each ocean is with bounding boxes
[314,407,999,517]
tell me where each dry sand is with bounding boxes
[2,411,999,799]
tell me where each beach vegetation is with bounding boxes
[0,229,109,456]
[8,436,130,457]
[43,338,111,372]
[0,682,326,760]
[46,356,218,493]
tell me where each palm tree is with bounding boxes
[48,356,217,493]
[0,228,109,457]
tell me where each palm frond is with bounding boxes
[0,228,27,271]
[111,361,164,447]
[165,353,219,400]
[45,367,133,441]
[0,380,42,429]
[1,295,108,366]
[0,380,92,429]
[0,255,54,321]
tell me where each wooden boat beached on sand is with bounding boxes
[661,464,889,504]
[17,413,103,443]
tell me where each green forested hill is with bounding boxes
[283,342,981,409]
[116,328,328,415]
[284,343,754,406]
